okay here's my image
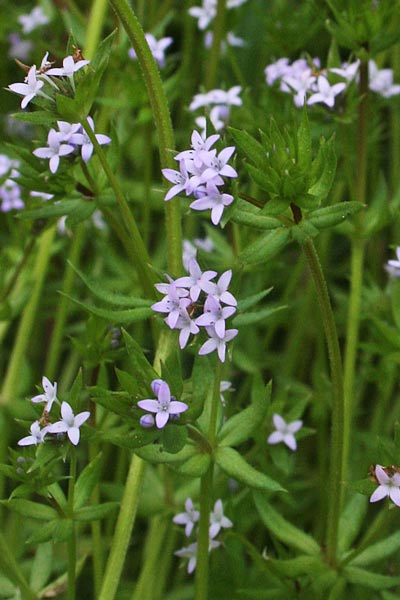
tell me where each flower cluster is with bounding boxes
[0,154,24,212]
[137,379,188,429]
[152,259,238,362]
[32,117,111,174]
[8,51,90,109]
[129,33,173,68]
[17,376,90,447]
[189,87,242,134]
[370,465,400,508]
[174,498,232,573]
[265,56,400,108]
[267,413,303,451]
[162,130,237,226]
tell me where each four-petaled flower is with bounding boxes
[370,465,400,507]
[209,499,233,538]
[18,421,48,446]
[31,376,58,413]
[138,380,188,429]
[173,498,200,537]
[46,401,90,446]
[33,128,75,173]
[267,413,303,451]
[8,65,45,109]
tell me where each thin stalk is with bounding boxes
[108,0,182,276]
[0,532,39,600]
[0,236,35,304]
[45,225,86,380]
[301,237,344,565]
[130,516,169,600]
[342,59,369,477]
[98,455,146,600]
[194,360,223,600]
[81,119,156,297]
[85,0,108,60]
[0,226,56,405]
[67,450,77,600]
[205,0,227,90]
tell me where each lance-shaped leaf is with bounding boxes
[123,330,159,396]
[27,519,73,544]
[74,453,103,510]
[215,446,284,492]
[351,530,400,567]
[307,134,336,202]
[237,288,273,312]
[30,542,52,592]
[161,425,187,454]
[239,227,290,266]
[218,379,271,447]
[135,444,196,464]
[178,453,211,477]
[338,494,368,554]
[267,555,329,578]
[296,104,312,173]
[230,207,283,231]
[2,499,58,521]
[344,566,400,590]
[308,201,364,230]
[229,127,268,169]
[74,501,119,521]
[185,354,213,421]
[233,304,287,327]
[61,294,153,324]
[253,491,321,555]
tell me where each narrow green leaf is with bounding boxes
[268,555,328,578]
[230,207,283,230]
[30,542,52,592]
[185,354,213,420]
[308,135,336,201]
[178,453,211,477]
[296,104,312,172]
[12,111,58,126]
[233,304,287,327]
[135,444,196,464]
[237,288,273,312]
[161,425,187,454]
[352,530,400,567]
[344,566,400,590]
[338,494,368,554]
[253,491,321,555]
[74,501,119,521]
[62,294,153,324]
[74,453,103,510]
[3,499,58,521]
[239,227,290,266]
[229,127,267,169]
[123,330,159,396]
[308,201,364,230]
[115,368,138,397]
[218,380,271,447]
[215,447,284,492]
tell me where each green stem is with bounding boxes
[98,455,146,600]
[205,0,226,89]
[194,360,223,600]
[67,450,77,600]
[342,58,369,477]
[85,0,108,60]
[340,506,394,567]
[108,0,182,276]
[301,237,344,565]
[130,516,169,600]
[0,226,56,405]
[45,225,86,380]
[81,119,156,297]
[0,236,36,304]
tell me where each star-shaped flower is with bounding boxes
[8,65,44,109]
[173,498,200,537]
[33,129,75,173]
[31,376,58,413]
[137,380,188,429]
[307,76,346,108]
[46,401,90,445]
[18,421,48,446]
[267,413,303,451]
[209,499,233,538]
[370,465,400,507]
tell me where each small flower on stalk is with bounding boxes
[173,498,200,537]
[370,465,400,507]
[129,33,173,68]
[31,376,58,413]
[209,499,233,538]
[46,401,90,446]
[33,129,75,173]
[46,55,90,89]
[267,413,303,451]
[198,325,238,362]
[18,6,49,34]
[175,540,220,574]
[8,65,45,109]
[71,117,111,163]
[307,76,346,108]
[138,380,188,429]
[175,258,217,302]
[18,421,48,446]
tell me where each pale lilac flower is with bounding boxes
[30,190,54,201]
[46,55,90,89]
[265,58,291,86]
[307,76,346,108]
[8,65,45,109]
[31,376,58,413]
[175,131,220,169]
[33,129,75,174]
[202,270,237,306]
[162,161,193,201]
[196,295,236,338]
[201,146,237,182]
[199,326,238,362]
[183,240,198,271]
[204,31,245,52]
[330,60,360,81]
[209,499,233,538]
[129,33,173,68]
[0,181,24,212]
[370,465,400,507]
[227,0,247,6]
[190,182,234,225]
[137,380,188,429]
[173,498,200,537]
[385,247,400,277]
[71,117,111,162]
[175,540,220,574]
[18,7,49,34]
[46,401,90,445]
[18,421,48,446]
[8,34,33,61]
[195,237,214,253]
[175,258,217,302]
[369,60,400,98]
[189,0,217,30]
[0,155,19,178]
[189,86,242,111]
[175,305,200,349]
[56,120,82,142]
[267,414,303,451]
[152,283,191,329]
[282,69,316,107]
